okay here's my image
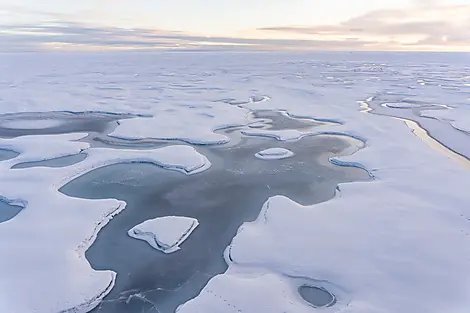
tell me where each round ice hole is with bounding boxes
[298,285,335,308]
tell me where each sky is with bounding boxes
[1,0,470,51]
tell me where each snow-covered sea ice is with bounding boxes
[0,51,469,313]
[128,216,199,253]
[61,115,367,313]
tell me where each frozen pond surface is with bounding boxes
[60,113,369,313]
[86,109,333,150]
[0,149,18,161]
[299,285,336,308]
[366,94,470,160]
[12,152,88,169]
[0,200,23,223]
[0,112,137,138]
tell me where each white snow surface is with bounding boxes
[0,52,470,313]
[128,216,199,253]
[110,106,248,144]
[176,272,343,313]
[242,128,315,141]
[255,148,294,160]
[0,134,210,313]
[0,133,89,164]
[381,102,428,109]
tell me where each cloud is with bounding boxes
[413,0,439,6]
[1,4,469,51]
[258,4,470,51]
[0,21,374,52]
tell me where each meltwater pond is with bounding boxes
[0,200,23,223]
[249,110,340,131]
[0,111,138,138]
[61,131,369,313]
[0,149,18,161]
[86,109,339,150]
[366,93,470,160]
[12,153,87,169]
[299,285,336,308]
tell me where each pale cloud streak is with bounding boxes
[0,22,375,51]
[257,4,470,51]
[1,3,469,51]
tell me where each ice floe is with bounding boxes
[242,128,315,141]
[0,133,210,313]
[109,104,249,145]
[217,107,470,313]
[128,216,199,253]
[381,102,424,109]
[0,133,89,167]
[255,148,294,160]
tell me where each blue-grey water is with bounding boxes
[12,153,88,169]
[0,112,130,138]
[59,110,370,313]
[0,200,23,223]
[367,93,470,159]
[299,285,336,308]
[0,149,19,161]
[85,109,334,150]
